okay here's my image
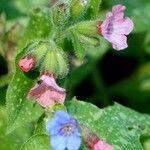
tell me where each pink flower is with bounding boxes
[98,4,134,50]
[93,140,114,150]
[27,74,66,108]
[19,56,34,72]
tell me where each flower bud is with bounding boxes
[42,43,68,78]
[93,140,114,150]
[75,21,100,37]
[78,33,100,47]
[80,125,114,150]
[80,125,99,149]
[19,40,68,77]
[19,56,34,72]
[52,1,70,27]
[70,0,90,20]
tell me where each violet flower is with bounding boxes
[98,4,134,50]
[46,111,81,150]
[27,74,66,108]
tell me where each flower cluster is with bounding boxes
[18,3,133,150]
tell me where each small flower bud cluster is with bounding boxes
[19,40,68,78]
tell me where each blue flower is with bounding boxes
[46,111,81,150]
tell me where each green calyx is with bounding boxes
[42,41,68,78]
[22,40,68,78]
[52,1,71,27]
[75,20,100,37]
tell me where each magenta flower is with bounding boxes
[93,140,114,150]
[19,56,34,72]
[27,74,66,108]
[98,4,134,50]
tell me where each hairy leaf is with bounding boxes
[21,134,51,150]
[66,98,150,150]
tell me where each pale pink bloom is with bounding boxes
[99,4,134,50]
[19,56,34,72]
[93,140,114,150]
[27,74,66,108]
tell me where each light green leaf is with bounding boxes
[0,106,33,150]
[66,98,150,150]
[21,134,51,150]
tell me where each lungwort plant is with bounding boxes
[1,0,150,150]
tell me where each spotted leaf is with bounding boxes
[21,134,51,150]
[6,7,53,133]
[66,98,150,150]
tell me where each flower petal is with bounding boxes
[105,33,128,50]
[46,118,61,135]
[100,4,133,50]
[50,91,65,104]
[94,140,114,150]
[55,111,71,124]
[27,82,47,100]
[112,4,126,21]
[51,135,67,150]
[27,74,66,107]
[66,135,81,150]
[41,75,65,93]
[37,90,55,107]
[113,17,134,35]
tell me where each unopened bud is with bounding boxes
[80,125,114,150]
[75,21,100,37]
[52,1,70,27]
[19,56,34,72]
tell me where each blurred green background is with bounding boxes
[0,0,150,149]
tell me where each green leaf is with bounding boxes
[21,134,51,150]
[86,0,102,19]
[6,55,43,133]
[6,7,53,133]
[66,98,150,150]
[17,7,54,52]
[0,106,33,150]
[0,86,7,105]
